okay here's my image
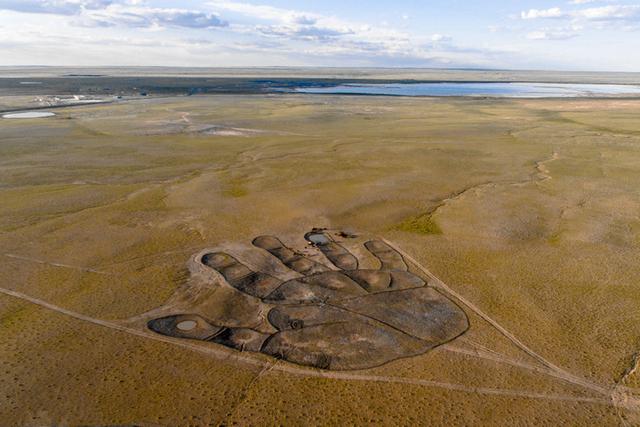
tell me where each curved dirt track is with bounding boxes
[6,230,640,413]
[382,238,612,397]
[0,285,614,406]
[2,237,639,413]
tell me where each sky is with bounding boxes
[0,0,639,71]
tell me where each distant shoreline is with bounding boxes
[2,74,640,101]
[0,66,639,85]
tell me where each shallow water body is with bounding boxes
[294,82,640,98]
[2,111,55,119]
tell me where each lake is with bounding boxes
[293,82,640,98]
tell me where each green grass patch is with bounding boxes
[0,305,35,329]
[547,231,563,245]
[395,213,442,235]
[224,185,248,198]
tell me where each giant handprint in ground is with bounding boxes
[147,229,468,370]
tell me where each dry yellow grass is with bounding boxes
[1,95,639,425]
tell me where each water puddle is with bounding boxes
[176,320,197,331]
[2,111,56,119]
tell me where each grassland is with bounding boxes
[1,93,639,425]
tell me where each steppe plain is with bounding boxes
[1,69,640,425]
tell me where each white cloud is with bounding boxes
[257,24,352,41]
[526,29,579,40]
[0,0,114,15]
[86,6,228,28]
[0,0,560,69]
[430,33,452,42]
[209,0,415,54]
[204,1,519,67]
[520,3,640,38]
[208,0,369,41]
[574,4,640,20]
[521,3,640,23]
[569,0,616,4]
[0,1,228,28]
[521,7,565,19]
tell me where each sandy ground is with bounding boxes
[1,94,640,425]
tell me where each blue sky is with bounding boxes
[0,0,638,70]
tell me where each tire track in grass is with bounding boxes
[0,286,619,407]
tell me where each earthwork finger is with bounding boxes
[252,235,329,275]
[364,240,408,271]
[304,229,359,271]
[201,252,282,298]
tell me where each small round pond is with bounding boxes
[176,320,197,331]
